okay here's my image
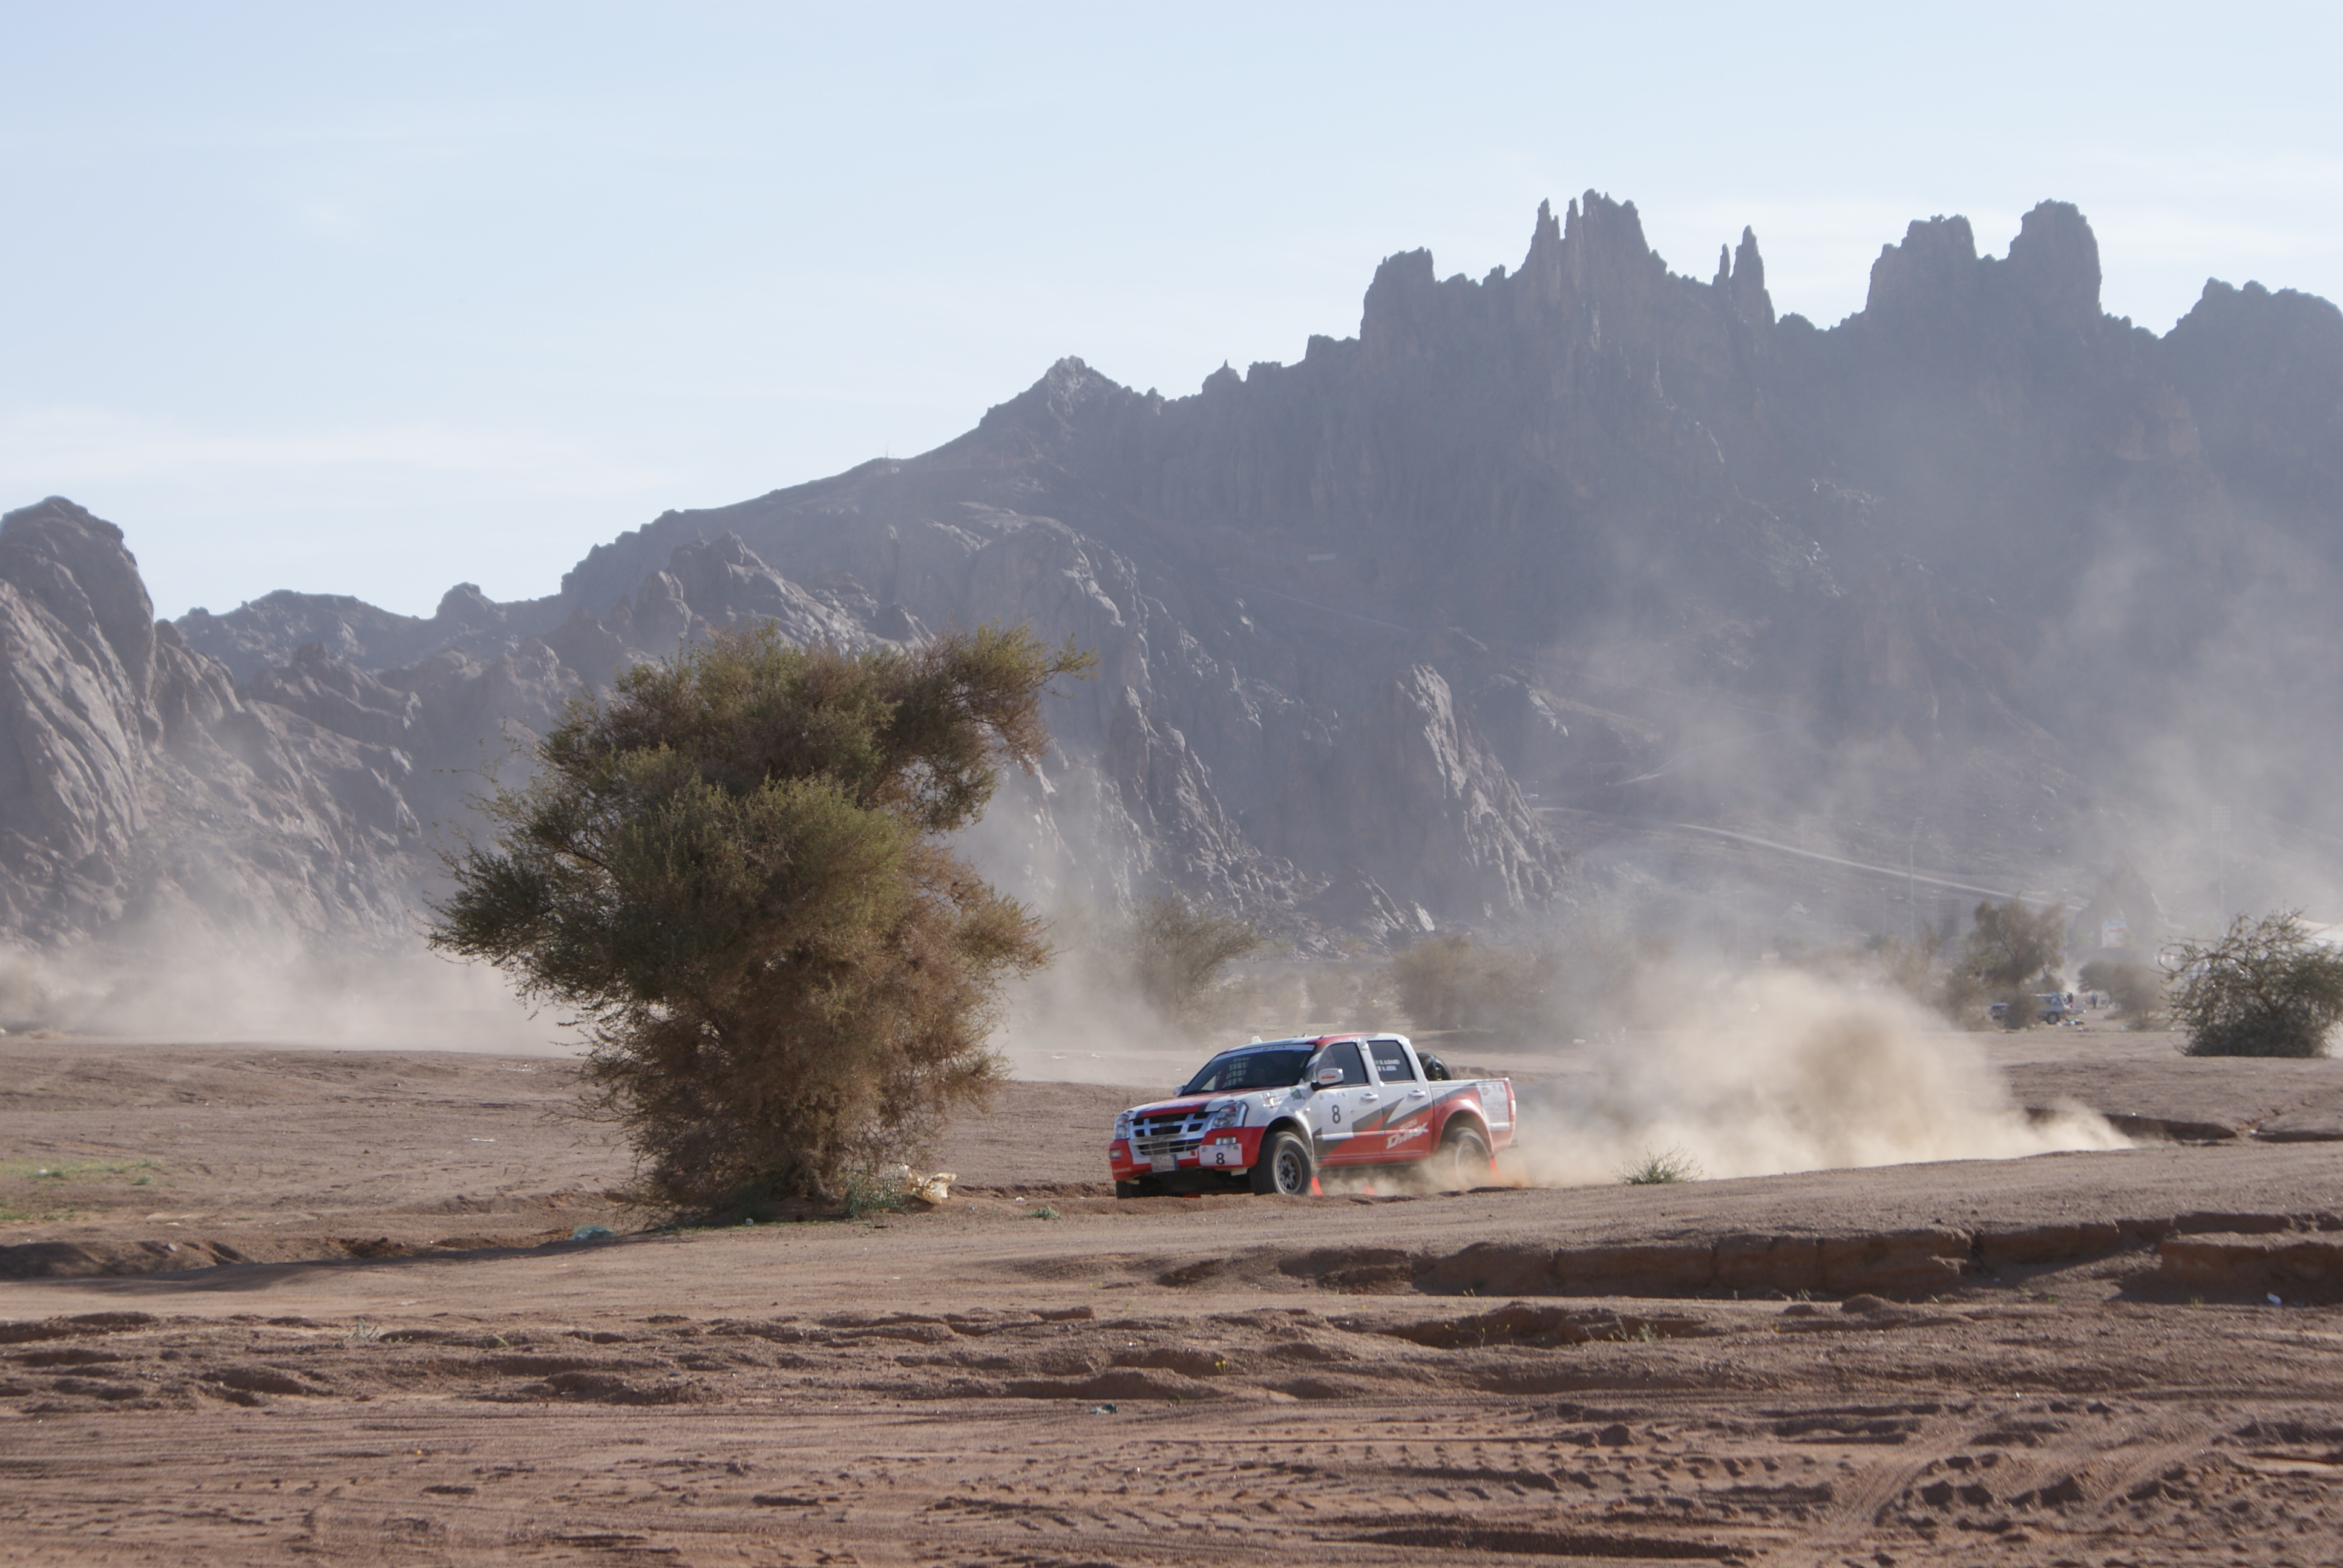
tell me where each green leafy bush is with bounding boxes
[2171,910,2343,1058]
[430,624,1093,1208]
[1620,1146,1702,1185]
[836,1170,912,1220]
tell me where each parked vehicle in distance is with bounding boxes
[1107,1033,1515,1197]
[1988,991,2079,1024]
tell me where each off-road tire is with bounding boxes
[1250,1129,1314,1197]
[1435,1124,1491,1191]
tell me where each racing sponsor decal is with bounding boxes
[1383,1122,1427,1151]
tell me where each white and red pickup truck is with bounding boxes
[1107,1033,1515,1198]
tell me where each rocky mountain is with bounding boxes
[10,190,2343,968]
[0,498,421,947]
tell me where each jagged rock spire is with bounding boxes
[1728,225,1774,327]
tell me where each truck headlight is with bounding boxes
[1113,1112,1135,1142]
[1204,1101,1242,1132]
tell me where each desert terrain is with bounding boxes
[3,1027,2341,1567]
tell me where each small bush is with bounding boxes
[836,1171,911,1220]
[1858,929,1952,1013]
[2077,956,2164,1029]
[1389,933,1570,1038]
[1953,898,2066,1028]
[1620,1146,1702,1185]
[1390,934,1481,1031]
[1126,893,1269,1019]
[2171,910,2343,1058]
[1026,1205,1061,1220]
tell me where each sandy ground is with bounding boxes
[4,1029,2342,1565]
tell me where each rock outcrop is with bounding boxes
[0,503,931,953]
[0,498,424,945]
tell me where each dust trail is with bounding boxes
[0,937,559,1052]
[1509,966,2125,1187]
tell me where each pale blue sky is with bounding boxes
[4,2,2336,619]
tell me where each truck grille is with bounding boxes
[1133,1109,1209,1159]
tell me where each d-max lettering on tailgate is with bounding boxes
[1106,1033,1515,1197]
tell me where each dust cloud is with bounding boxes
[989,893,1406,1090]
[1507,965,2125,1188]
[987,922,1222,1090]
[0,936,562,1053]
[994,895,2126,1191]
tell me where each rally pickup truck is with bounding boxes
[1107,1033,1515,1198]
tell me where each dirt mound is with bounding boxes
[1175,1212,2339,1303]
[2157,1232,2343,1302]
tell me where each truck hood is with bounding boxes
[1120,1094,1224,1119]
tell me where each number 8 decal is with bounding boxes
[1331,1104,1342,1125]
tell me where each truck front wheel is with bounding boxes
[1250,1130,1314,1197]
[1435,1125,1491,1191]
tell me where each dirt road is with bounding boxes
[3,1034,2341,1564]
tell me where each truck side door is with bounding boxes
[1360,1036,1432,1163]
[1303,1040,1373,1164]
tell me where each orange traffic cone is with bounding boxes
[1308,1175,1323,1197]
[1362,1181,1377,1195]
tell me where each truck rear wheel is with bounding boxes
[1250,1129,1314,1197]
[1435,1125,1490,1191]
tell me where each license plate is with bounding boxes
[1149,1152,1176,1174]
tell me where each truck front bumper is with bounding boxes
[1109,1125,1263,1180]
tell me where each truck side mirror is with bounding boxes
[1312,1067,1345,1088]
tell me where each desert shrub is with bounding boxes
[1293,959,1397,1036]
[1229,958,1394,1039]
[2170,910,2343,1059]
[1390,934,1558,1036]
[835,1170,911,1220]
[1391,927,1660,1042]
[1126,893,1268,1018]
[1954,898,2066,1028]
[1864,932,1947,1010]
[429,624,1093,1209]
[2077,956,2164,1029]
[0,949,65,1032]
[1620,1146,1702,1184]
[1390,934,1480,1031]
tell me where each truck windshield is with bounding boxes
[1180,1048,1314,1095]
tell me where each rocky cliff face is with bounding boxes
[11,189,2343,961]
[0,500,937,955]
[0,498,423,946]
[525,194,2343,929]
